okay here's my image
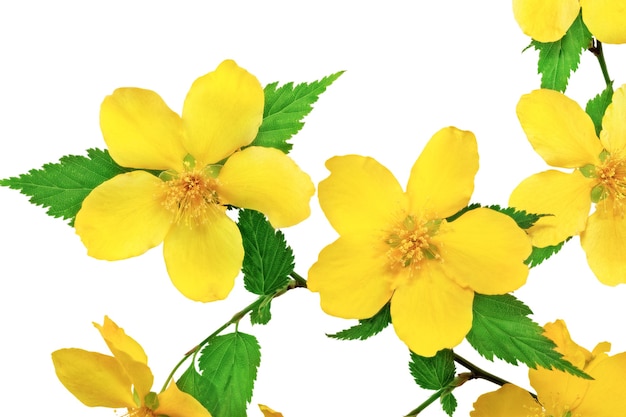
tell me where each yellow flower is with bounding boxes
[51,316,212,417]
[512,0,626,43]
[509,86,626,285]
[307,127,531,356]
[471,319,626,417]
[259,404,284,417]
[75,59,314,302]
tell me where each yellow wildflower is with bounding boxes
[308,127,531,356]
[52,316,212,417]
[509,85,626,285]
[512,0,626,44]
[471,319,626,417]
[259,404,284,417]
[75,59,314,302]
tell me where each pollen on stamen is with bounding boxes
[161,170,221,227]
[385,215,441,272]
[595,154,626,215]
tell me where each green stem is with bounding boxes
[159,276,307,392]
[589,39,612,89]
[404,388,446,417]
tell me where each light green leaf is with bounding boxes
[327,302,391,341]
[467,294,590,379]
[177,332,261,417]
[249,71,344,152]
[585,83,614,136]
[440,392,457,417]
[486,204,548,230]
[409,348,456,391]
[530,12,592,92]
[238,209,295,297]
[250,297,273,326]
[0,148,131,226]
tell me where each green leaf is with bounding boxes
[0,148,130,226]
[440,392,457,417]
[326,302,391,341]
[531,13,592,92]
[585,83,614,136]
[525,238,571,268]
[487,204,547,230]
[177,332,261,417]
[409,348,456,390]
[250,71,344,152]
[467,294,590,379]
[250,297,272,325]
[238,209,295,297]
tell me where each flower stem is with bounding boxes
[589,39,612,89]
[159,275,307,392]
[453,353,512,387]
[404,388,446,416]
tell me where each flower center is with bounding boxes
[121,407,157,417]
[160,157,222,227]
[584,152,626,214]
[385,215,441,271]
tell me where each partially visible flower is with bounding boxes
[259,404,284,417]
[308,127,531,356]
[509,85,626,285]
[52,316,211,417]
[471,319,626,417]
[75,60,314,302]
[512,0,626,44]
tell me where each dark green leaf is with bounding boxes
[238,209,295,297]
[467,294,590,379]
[409,348,456,390]
[525,238,570,268]
[487,204,547,230]
[531,13,592,92]
[0,148,130,226]
[327,302,391,341]
[585,83,614,136]
[177,332,261,417]
[446,203,481,222]
[250,71,344,152]
[440,392,457,417]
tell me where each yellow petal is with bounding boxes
[100,88,186,171]
[542,320,591,368]
[182,60,264,166]
[75,171,172,260]
[307,235,394,319]
[217,147,314,228]
[390,262,473,356]
[436,208,531,294]
[156,382,212,417]
[512,0,579,42]
[581,0,626,44]
[259,404,284,417]
[94,316,154,400]
[576,352,626,416]
[163,206,243,302]
[470,384,542,417]
[51,348,135,408]
[406,127,478,218]
[317,155,407,235]
[509,170,593,247]
[600,84,626,152]
[580,202,626,285]
[517,89,603,168]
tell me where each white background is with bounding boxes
[1,2,626,416]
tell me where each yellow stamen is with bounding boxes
[385,215,440,272]
[595,153,626,214]
[161,169,220,227]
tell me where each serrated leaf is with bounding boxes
[177,332,261,417]
[525,238,570,268]
[0,148,131,226]
[487,204,547,230]
[249,71,343,152]
[327,302,391,341]
[250,298,272,325]
[467,294,590,379]
[531,13,592,92]
[409,348,456,390]
[440,392,457,416]
[238,209,295,296]
[446,203,481,222]
[585,84,614,136]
